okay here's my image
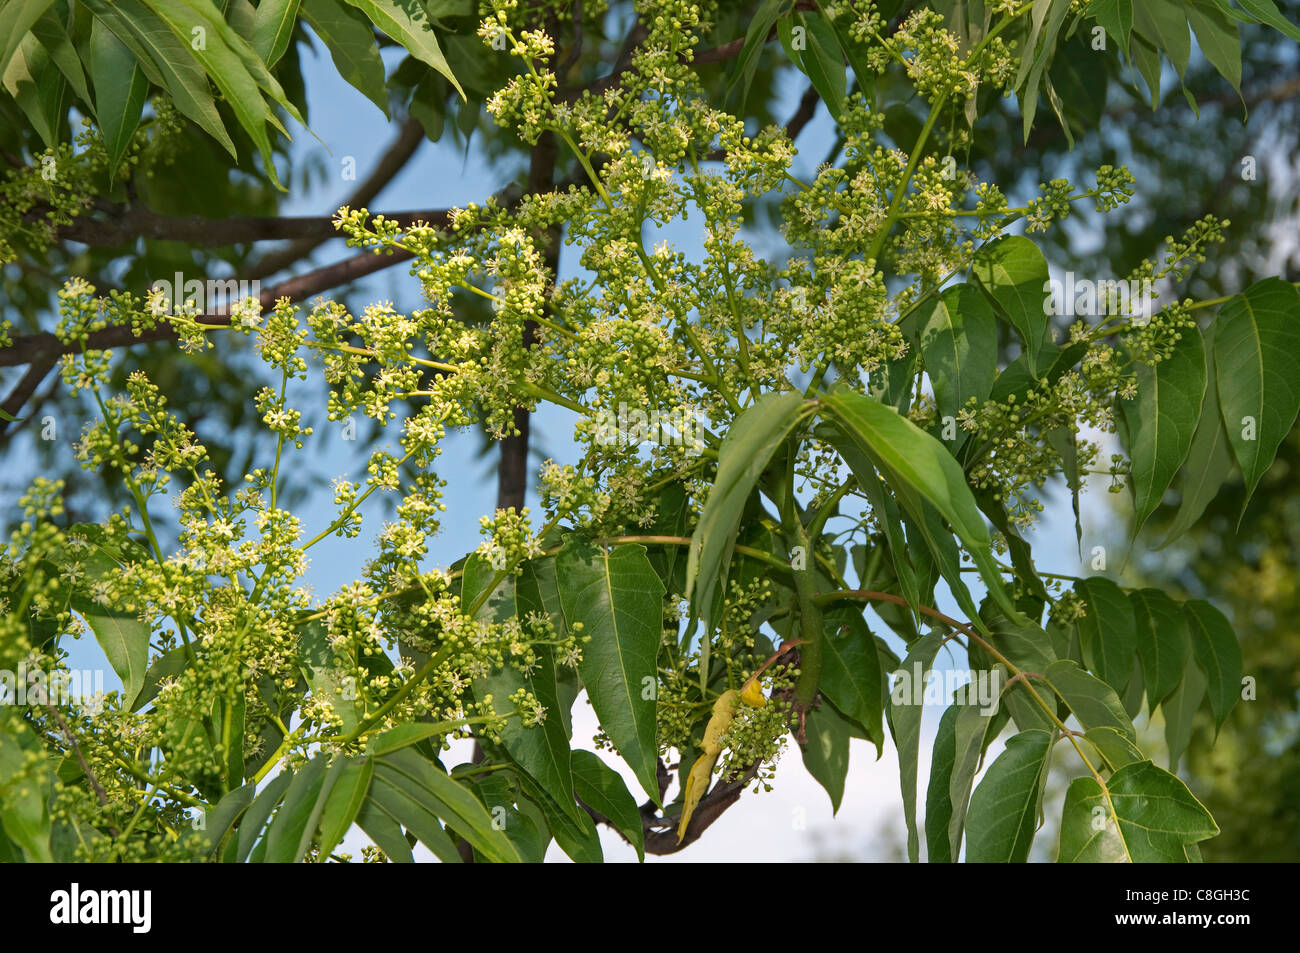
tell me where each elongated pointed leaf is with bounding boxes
[373,748,520,862]
[342,0,462,97]
[252,0,301,66]
[571,750,644,861]
[686,391,808,630]
[820,389,1020,621]
[72,600,150,703]
[1158,324,1235,547]
[1215,278,1300,513]
[89,19,149,179]
[1183,599,1241,734]
[801,702,851,814]
[556,539,663,803]
[1045,659,1135,741]
[972,236,1052,376]
[886,631,945,862]
[464,554,576,818]
[910,283,997,440]
[1128,588,1191,708]
[820,607,885,753]
[1072,576,1136,694]
[316,756,372,858]
[1121,326,1206,533]
[301,0,389,114]
[965,729,1053,862]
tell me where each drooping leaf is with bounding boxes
[366,770,461,862]
[820,389,1020,621]
[909,283,997,446]
[301,0,389,114]
[885,631,945,862]
[965,729,1054,862]
[556,538,663,804]
[1162,660,1208,769]
[88,18,149,179]
[685,390,808,641]
[372,748,520,862]
[1045,659,1135,741]
[1234,0,1300,42]
[1120,325,1206,533]
[971,236,1053,376]
[464,554,576,818]
[801,701,852,814]
[72,601,150,704]
[725,0,785,109]
[571,750,644,861]
[1128,588,1191,709]
[1215,278,1300,514]
[1086,0,1133,55]
[1186,0,1241,93]
[81,0,237,156]
[1158,324,1236,547]
[1072,576,1136,694]
[820,607,885,753]
[1182,599,1242,734]
[262,754,329,862]
[252,0,301,66]
[316,756,372,859]
[342,0,463,97]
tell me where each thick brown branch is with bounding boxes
[0,356,55,434]
[0,246,412,369]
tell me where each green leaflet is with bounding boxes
[1163,660,1208,769]
[1186,0,1241,93]
[820,389,1021,623]
[73,601,151,705]
[1122,324,1206,534]
[971,236,1053,376]
[1086,0,1133,56]
[790,11,846,120]
[685,390,808,648]
[301,0,389,114]
[1058,761,1218,862]
[1072,576,1136,694]
[81,0,235,156]
[908,283,997,449]
[366,769,461,862]
[820,607,885,754]
[88,18,149,179]
[965,729,1054,862]
[372,748,520,863]
[556,538,664,804]
[1132,0,1190,78]
[251,0,301,66]
[1158,324,1235,548]
[925,699,996,862]
[342,0,463,98]
[885,630,945,863]
[1235,0,1300,42]
[315,756,372,859]
[0,0,55,78]
[1044,659,1135,742]
[1214,278,1300,515]
[1128,588,1191,710]
[0,724,53,862]
[724,0,785,110]
[1182,599,1242,734]
[298,620,363,734]
[464,553,577,820]
[571,750,644,861]
[801,701,852,814]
